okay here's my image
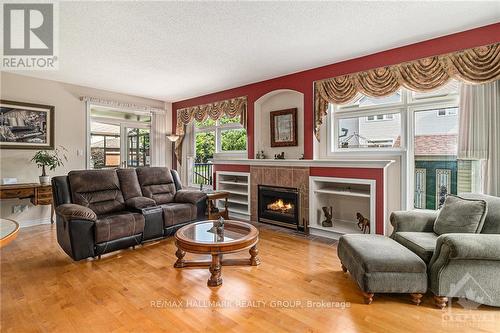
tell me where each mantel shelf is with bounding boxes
[212,159,395,169]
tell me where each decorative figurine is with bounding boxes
[321,206,333,227]
[299,154,305,160]
[213,216,225,235]
[356,213,370,234]
[274,152,285,159]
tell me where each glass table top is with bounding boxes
[178,221,252,244]
[1,218,19,240]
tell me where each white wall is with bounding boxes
[254,90,304,159]
[0,72,169,227]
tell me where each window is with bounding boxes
[335,111,402,149]
[88,106,151,169]
[191,116,247,187]
[328,80,479,210]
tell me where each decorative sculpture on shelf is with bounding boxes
[274,152,285,159]
[321,206,333,227]
[356,213,370,234]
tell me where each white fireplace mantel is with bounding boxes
[212,159,395,169]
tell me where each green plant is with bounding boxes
[31,146,68,176]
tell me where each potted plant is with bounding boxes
[31,147,67,185]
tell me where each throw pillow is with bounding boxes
[433,195,488,235]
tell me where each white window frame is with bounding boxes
[327,82,460,210]
[192,118,247,159]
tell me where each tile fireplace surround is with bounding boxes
[250,166,310,230]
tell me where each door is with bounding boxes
[414,168,426,209]
[125,126,150,167]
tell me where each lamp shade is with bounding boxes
[166,134,179,142]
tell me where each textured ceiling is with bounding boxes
[10,1,500,102]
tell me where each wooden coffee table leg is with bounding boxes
[174,248,186,268]
[208,254,222,287]
[249,244,260,266]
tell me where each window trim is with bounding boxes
[327,83,460,210]
[192,118,247,158]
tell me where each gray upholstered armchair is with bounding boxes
[390,193,500,308]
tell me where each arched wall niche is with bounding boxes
[253,89,304,159]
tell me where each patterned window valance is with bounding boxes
[314,43,500,140]
[175,96,247,135]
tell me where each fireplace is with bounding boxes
[258,185,299,229]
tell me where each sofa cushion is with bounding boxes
[136,167,176,204]
[162,203,197,227]
[433,195,488,235]
[460,193,500,234]
[393,232,438,263]
[68,170,125,215]
[95,212,145,243]
[116,168,143,200]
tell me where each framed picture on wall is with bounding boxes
[0,100,54,150]
[270,108,297,147]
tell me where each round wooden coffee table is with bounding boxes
[174,220,260,287]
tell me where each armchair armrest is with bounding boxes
[125,197,156,209]
[432,234,500,261]
[174,190,207,205]
[390,209,437,236]
[56,204,97,222]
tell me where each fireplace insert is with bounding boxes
[258,185,299,229]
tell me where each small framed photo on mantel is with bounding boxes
[270,108,297,147]
[0,100,55,150]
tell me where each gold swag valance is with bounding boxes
[176,96,247,136]
[314,43,500,140]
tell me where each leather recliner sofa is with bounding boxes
[52,167,207,261]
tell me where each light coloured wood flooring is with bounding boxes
[1,224,498,333]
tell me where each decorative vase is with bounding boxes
[39,175,50,185]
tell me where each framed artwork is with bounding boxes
[270,108,297,147]
[0,100,54,149]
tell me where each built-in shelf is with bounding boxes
[309,176,376,240]
[221,189,248,196]
[216,171,250,221]
[218,180,249,186]
[313,189,370,198]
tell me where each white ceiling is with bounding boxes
[10,1,500,102]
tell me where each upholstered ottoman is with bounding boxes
[337,234,427,305]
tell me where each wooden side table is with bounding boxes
[206,191,229,220]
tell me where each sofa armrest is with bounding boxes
[56,204,97,222]
[125,197,156,209]
[432,234,500,261]
[174,190,207,205]
[390,210,437,236]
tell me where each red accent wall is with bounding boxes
[172,23,500,162]
[310,167,385,234]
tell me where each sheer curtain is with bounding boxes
[151,111,167,167]
[458,80,500,196]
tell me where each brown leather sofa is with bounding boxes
[52,167,206,261]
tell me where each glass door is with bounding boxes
[90,121,121,169]
[88,106,152,169]
[125,126,150,167]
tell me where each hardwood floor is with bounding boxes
[1,224,498,333]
